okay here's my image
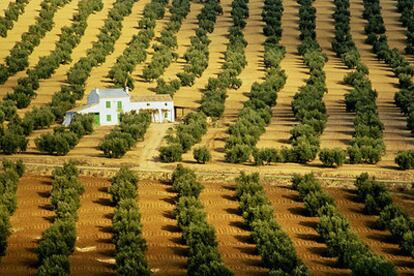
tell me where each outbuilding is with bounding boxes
[63,88,175,126]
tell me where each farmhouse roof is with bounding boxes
[132,95,173,102]
[94,88,129,98]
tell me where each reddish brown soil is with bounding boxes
[264,184,350,275]
[138,180,186,275]
[325,187,414,275]
[200,182,267,275]
[0,175,53,275]
[70,177,114,275]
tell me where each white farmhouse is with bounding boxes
[63,88,175,126]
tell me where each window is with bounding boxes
[117,101,122,110]
[164,103,168,106]
[106,101,111,108]
[164,112,168,119]
[146,103,150,106]
[106,115,112,122]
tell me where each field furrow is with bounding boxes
[0,1,12,15]
[315,0,354,149]
[0,0,43,62]
[138,180,186,275]
[256,0,308,149]
[350,0,414,166]
[380,0,414,64]
[172,0,231,111]
[70,177,114,276]
[325,187,414,274]
[21,0,116,113]
[190,0,267,163]
[0,175,53,275]
[131,6,171,97]
[264,184,350,275]
[0,0,81,104]
[162,2,203,82]
[200,182,267,275]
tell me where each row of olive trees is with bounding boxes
[36,162,83,275]
[354,173,414,258]
[395,0,414,55]
[141,0,191,82]
[171,165,232,275]
[235,172,309,274]
[0,0,72,85]
[0,160,25,258]
[331,0,385,165]
[108,0,168,88]
[98,112,151,158]
[155,0,222,95]
[292,173,397,275]
[362,0,414,168]
[35,114,94,155]
[49,0,139,121]
[286,0,327,164]
[199,0,249,118]
[5,0,104,109]
[0,0,29,37]
[225,0,286,164]
[109,168,151,275]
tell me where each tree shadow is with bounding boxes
[224,207,239,215]
[93,198,112,207]
[287,206,308,216]
[161,224,180,233]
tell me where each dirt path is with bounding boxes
[130,5,172,97]
[350,0,414,166]
[189,0,267,163]
[200,182,267,275]
[380,0,414,64]
[125,123,172,171]
[256,0,308,149]
[0,175,53,275]
[20,0,116,114]
[315,0,354,149]
[138,180,186,275]
[0,0,80,108]
[264,184,350,275]
[70,177,114,276]
[0,0,43,63]
[161,2,203,82]
[325,187,414,274]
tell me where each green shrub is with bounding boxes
[193,146,211,164]
[319,148,346,167]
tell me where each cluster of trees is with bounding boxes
[50,0,138,121]
[5,0,104,108]
[108,0,168,88]
[355,173,414,258]
[235,172,308,274]
[395,150,414,169]
[109,168,150,275]
[193,146,211,164]
[0,160,25,258]
[37,162,83,275]
[318,148,346,168]
[332,0,385,164]
[288,0,327,164]
[0,0,29,38]
[0,0,72,85]
[99,112,151,158]
[396,0,414,55]
[155,0,222,95]
[0,118,28,154]
[35,114,94,155]
[172,165,232,275]
[225,0,286,164]
[292,173,397,275]
[142,0,190,82]
[200,0,248,118]
[159,112,207,162]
